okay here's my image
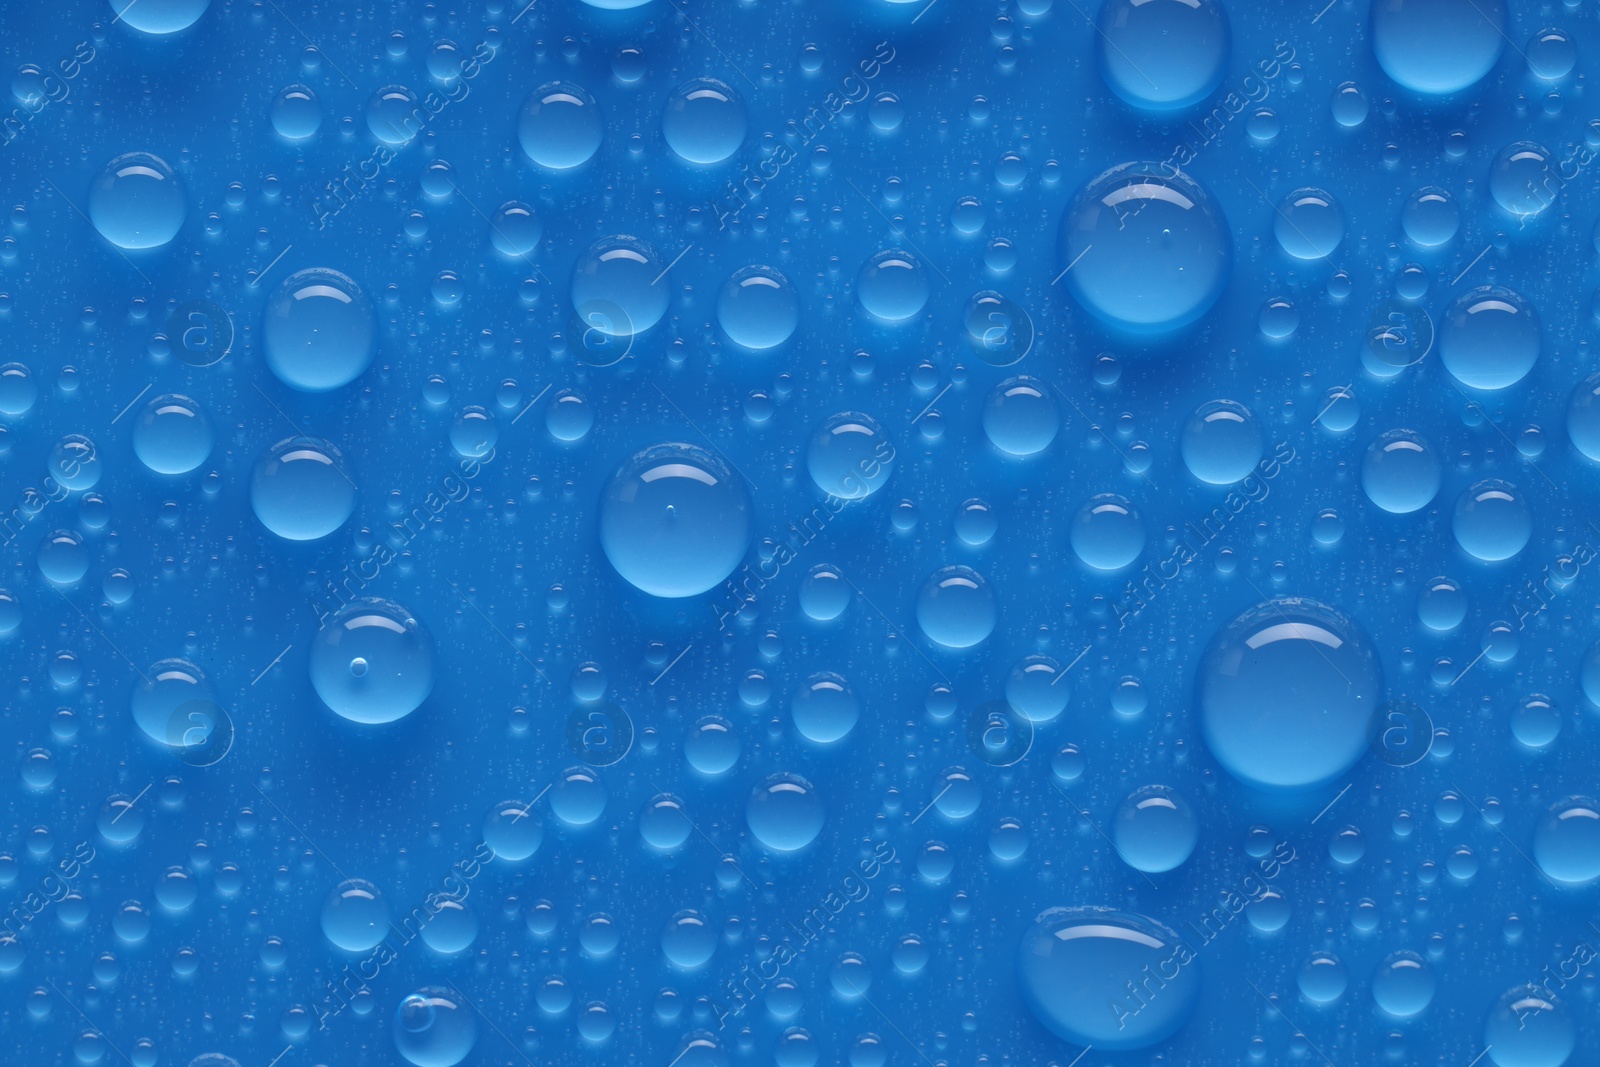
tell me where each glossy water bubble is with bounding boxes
[746,773,824,852]
[1330,82,1368,127]
[1567,372,1600,461]
[1533,797,1600,884]
[807,412,893,500]
[983,377,1058,457]
[791,673,860,744]
[309,598,435,724]
[717,265,798,349]
[270,85,320,140]
[394,988,477,1067]
[263,269,376,392]
[321,879,389,953]
[662,78,746,164]
[963,291,1034,366]
[1490,142,1555,219]
[1418,577,1467,631]
[130,658,218,747]
[108,0,211,33]
[799,564,850,622]
[1484,985,1576,1067]
[49,435,100,490]
[662,911,717,969]
[1440,285,1539,391]
[133,394,212,475]
[1274,188,1344,260]
[365,85,424,144]
[1070,494,1144,570]
[1018,907,1201,1050]
[685,717,739,775]
[250,436,357,541]
[1453,480,1530,562]
[89,153,186,250]
[1112,786,1199,873]
[1361,429,1441,515]
[489,201,541,258]
[1298,953,1348,1004]
[1181,400,1262,484]
[550,768,608,827]
[640,795,691,850]
[37,530,88,585]
[483,801,544,861]
[420,899,477,955]
[1402,186,1460,247]
[1526,29,1577,81]
[571,234,670,338]
[954,499,999,546]
[1371,0,1507,95]
[0,363,36,416]
[449,406,497,459]
[599,443,752,598]
[1093,0,1230,112]
[1372,951,1436,1017]
[855,249,929,322]
[518,82,603,169]
[1511,694,1561,750]
[1199,598,1383,791]
[1059,162,1231,334]
[916,566,996,649]
[1005,655,1070,723]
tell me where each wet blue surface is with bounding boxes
[3,1,1600,1066]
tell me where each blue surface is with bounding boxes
[2,1,1600,1066]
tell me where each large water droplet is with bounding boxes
[263,269,376,392]
[89,152,186,250]
[309,598,435,724]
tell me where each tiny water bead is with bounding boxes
[1070,494,1145,571]
[1361,429,1441,515]
[598,443,752,598]
[309,598,436,724]
[489,201,541,258]
[1452,480,1531,562]
[89,152,186,250]
[806,412,894,500]
[916,566,996,649]
[1532,797,1600,885]
[132,394,213,475]
[1439,286,1540,392]
[717,265,799,350]
[746,773,825,852]
[519,82,604,169]
[263,269,377,392]
[662,77,746,164]
[1273,187,1345,261]
[394,988,477,1067]
[1181,400,1263,485]
[791,673,860,744]
[1093,0,1230,112]
[570,234,671,338]
[483,801,544,861]
[1018,907,1201,1050]
[1484,986,1576,1067]
[250,436,357,541]
[108,0,211,34]
[983,377,1058,457]
[320,879,389,953]
[855,249,930,322]
[1111,785,1199,873]
[1402,186,1460,247]
[1370,0,1507,95]
[269,85,321,140]
[1198,598,1383,791]
[1059,162,1231,334]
